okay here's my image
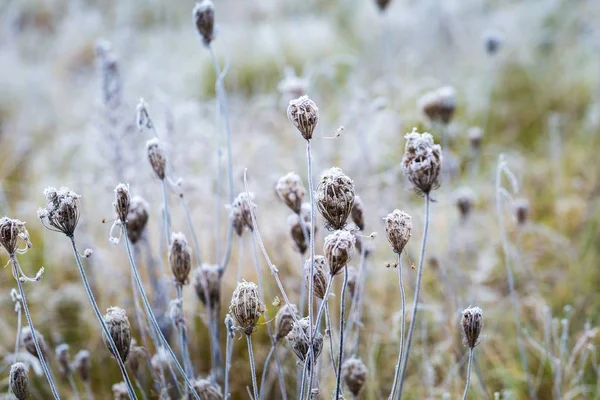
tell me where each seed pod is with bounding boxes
[146,138,166,180]
[305,256,329,299]
[351,195,365,231]
[454,187,475,222]
[276,172,306,214]
[126,196,149,244]
[286,317,323,370]
[316,167,355,230]
[112,382,129,400]
[384,210,412,254]
[194,264,221,309]
[191,377,223,400]
[230,192,255,236]
[169,232,192,285]
[193,0,215,46]
[287,95,319,141]
[275,303,299,341]
[514,198,530,226]
[402,128,443,196]
[287,204,314,254]
[0,217,31,255]
[113,183,130,224]
[342,357,368,396]
[229,281,265,335]
[38,187,82,237]
[418,90,441,123]
[127,344,146,376]
[20,327,48,360]
[55,343,71,375]
[324,230,356,276]
[9,363,29,400]
[468,127,483,152]
[461,306,483,348]
[103,307,131,363]
[346,266,359,299]
[437,86,456,125]
[73,350,91,382]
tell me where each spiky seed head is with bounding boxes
[55,343,71,375]
[9,363,29,400]
[402,129,443,196]
[324,230,356,276]
[276,172,306,214]
[194,265,221,308]
[316,167,355,230]
[102,307,131,363]
[286,317,323,369]
[287,204,314,254]
[454,187,475,221]
[38,187,81,237]
[73,350,91,382]
[191,377,223,400]
[112,382,129,400]
[305,256,329,299]
[275,303,299,341]
[0,217,31,255]
[20,327,48,360]
[342,357,368,396]
[484,31,503,55]
[461,306,483,348]
[230,192,255,236]
[384,210,412,254]
[350,195,365,231]
[127,344,146,376]
[169,232,192,285]
[437,86,456,124]
[193,0,215,46]
[126,196,149,244]
[346,266,360,299]
[287,95,319,141]
[468,127,483,151]
[514,198,530,226]
[146,138,167,180]
[113,183,130,224]
[229,281,265,335]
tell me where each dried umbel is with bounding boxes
[384,210,412,254]
[346,266,359,299]
[126,196,149,244]
[324,230,356,276]
[0,217,31,256]
[21,327,48,360]
[127,344,146,376]
[468,127,483,151]
[514,198,530,226]
[305,256,329,299]
[55,343,71,375]
[418,86,456,125]
[112,382,129,400]
[151,347,172,374]
[102,307,131,363]
[461,306,483,348]
[351,195,365,231]
[113,183,130,224]
[38,187,82,237]
[316,167,355,230]
[191,377,223,400]
[193,0,215,46]
[146,138,167,180]
[276,172,306,214]
[230,192,255,236]
[286,317,323,369]
[9,363,29,400]
[73,350,91,382]
[287,204,315,254]
[455,187,475,221]
[169,232,192,285]
[229,281,265,335]
[402,129,443,196]
[342,357,368,396]
[275,303,299,340]
[194,264,221,308]
[287,95,319,141]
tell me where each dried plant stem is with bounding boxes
[389,252,406,399]
[176,285,194,379]
[161,180,171,248]
[67,374,81,400]
[260,343,276,400]
[463,348,474,400]
[347,244,367,355]
[325,300,338,378]
[305,140,317,394]
[13,296,22,363]
[398,193,431,398]
[134,377,148,400]
[298,217,310,316]
[68,237,137,399]
[333,265,349,399]
[84,382,94,400]
[237,235,244,281]
[224,319,235,399]
[10,256,61,399]
[246,335,260,400]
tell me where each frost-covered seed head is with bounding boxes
[342,357,368,396]
[286,317,323,369]
[455,187,476,221]
[229,281,265,335]
[316,167,355,230]
[169,232,192,285]
[468,127,483,151]
[402,129,443,196]
[73,350,91,382]
[38,187,82,237]
[136,98,151,131]
[102,307,131,363]
[194,265,221,308]
[9,363,29,400]
[346,266,360,299]
[437,86,456,124]
[324,230,356,276]
[127,344,146,376]
[276,172,306,214]
[0,217,31,255]
[112,382,129,400]
[384,210,412,254]
[146,138,167,180]
[305,256,329,299]
[288,204,315,254]
[461,306,483,348]
[21,327,48,360]
[287,95,319,141]
[351,195,365,231]
[514,198,530,226]
[193,0,215,46]
[191,377,223,400]
[151,347,172,375]
[275,303,299,341]
[230,192,255,236]
[113,183,130,224]
[169,298,184,327]
[126,196,149,244]
[55,343,71,375]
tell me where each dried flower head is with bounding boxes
[351,195,365,231]
[9,363,29,400]
[461,306,483,348]
[169,232,192,285]
[127,344,146,376]
[151,347,172,375]
[113,183,130,224]
[287,204,315,254]
[0,217,31,255]
[112,382,129,400]
[193,0,215,46]
[95,40,122,110]
[484,31,503,55]
[194,265,221,309]
[402,128,443,196]
[169,298,184,327]
[514,198,530,226]
[126,196,149,244]
[305,256,329,299]
[146,138,167,180]
[342,357,368,396]
[275,303,299,340]
[287,95,319,141]
[229,281,265,335]
[286,317,323,369]
[454,187,476,221]
[73,350,91,382]
[21,327,48,360]
[55,343,71,375]
[468,127,483,151]
[136,98,151,131]
[324,230,356,276]
[276,172,306,214]
[191,377,223,400]
[375,0,392,11]
[316,167,355,230]
[38,187,82,237]
[230,192,255,236]
[346,266,360,299]
[103,307,131,363]
[384,210,412,254]
[437,86,456,124]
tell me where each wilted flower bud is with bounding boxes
[276,172,306,214]
[9,363,29,400]
[287,95,319,141]
[468,127,483,152]
[169,232,192,285]
[436,86,456,125]
[342,357,368,396]
[351,195,365,231]
[454,187,475,222]
[288,204,315,254]
[21,327,48,360]
[191,377,223,400]
[193,0,215,46]
[305,256,329,299]
[484,31,503,55]
[324,230,356,276]
[112,382,129,400]
[402,129,443,196]
[230,192,255,236]
[103,307,131,363]
[127,344,146,376]
[316,167,355,230]
[0,217,31,255]
[126,196,149,244]
[38,187,82,237]
[275,303,299,341]
[461,306,483,348]
[286,317,323,369]
[73,350,91,382]
[113,183,130,224]
[229,281,265,335]
[514,198,530,226]
[346,266,359,299]
[55,343,71,375]
[146,138,167,180]
[418,91,441,123]
[384,210,412,254]
[194,265,221,308]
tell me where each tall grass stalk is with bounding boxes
[389,252,406,399]
[462,348,474,400]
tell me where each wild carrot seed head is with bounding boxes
[191,377,223,400]
[461,306,483,348]
[9,362,29,400]
[514,198,530,226]
[346,266,360,299]
[112,382,129,400]
[402,128,443,196]
[287,204,314,254]
[73,350,91,382]
[276,172,306,214]
[20,327,48,360]
[384,210,412,254]
[194,264,221,309]
[38,187,82,237]
[229,281,265,336]
[146,138,167,180]
[169,232,192,285]
[375,0,392,12]
[0,217,31,255]
[55,343,71,375]
[304,255,329,299]
[454,187,476,221]
[351,195,365,231]
[468,126,483,151]
[126,196,149,244]
[324,230,356,276]
[113,183,130,224]
[275,303,299,341]
[102,306,131,363]
[127,343,146,376]
[342,357,368,396]
[287,95,319,141]
[286,317,323,369]
[230,192,255,236]
[193,0,215,46]
[316,167,355,230]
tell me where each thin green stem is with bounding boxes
[334,265,350,399]
[246,335,260,400]
[463,348,474,400]
[389,252,406,399]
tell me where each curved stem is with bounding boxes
[389,252,406,399]
[260,343,276,400]
[246,335,260,400]
[334,265,349,399]
[463,348,474,400]
[397,193,430,398]
[176,285,194,379]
